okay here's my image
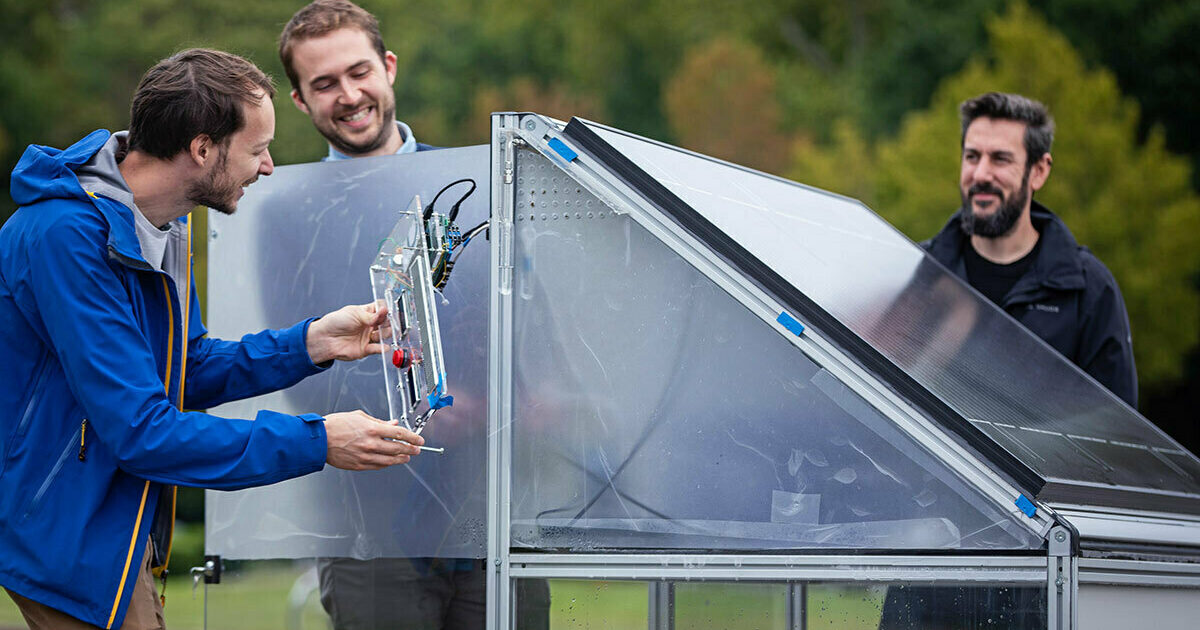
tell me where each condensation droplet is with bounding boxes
[833,468,857,484]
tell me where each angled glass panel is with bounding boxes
[574,119,1200,512]
[509,146,1040,551]
[205,148,490,560]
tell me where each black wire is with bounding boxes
[423,178,476,222]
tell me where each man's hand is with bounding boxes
[306,301,389,365]
[323,411,425,471]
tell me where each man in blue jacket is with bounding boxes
[0,48,425,630]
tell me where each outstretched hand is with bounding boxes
[324,411,424,471]
[306,301,389,365]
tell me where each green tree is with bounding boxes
[662,38,791,173]
[790,1,1200,388]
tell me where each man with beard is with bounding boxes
[923,91,1137,407]
[280,0,432,161]
[0,48,426,630]
[277,4,551,630]
[875,93,1137,630]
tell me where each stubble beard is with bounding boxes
[323,99,398,157]
[187,149,239,216]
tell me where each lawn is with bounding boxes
[2,567,886,629]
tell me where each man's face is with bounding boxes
[958,117,1042,238]
[189,93,275,215]
[289,28,399,157]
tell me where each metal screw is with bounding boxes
[494,559,501,566]
[1054,531,1066,542]
[210,229,219,240]
[1055,576,1065,587]
[524,119,536,131]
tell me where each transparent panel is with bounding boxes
[674,582,789,629]
[510,147,1039,551]
[1078,584,1200,630]
[515,579,1045,629]
[369,196,451,432]
[876,584,1045,629]
[189,560,330,630]
[205,148,490,560]
[579,120,1200,506]
[522,580,647,629]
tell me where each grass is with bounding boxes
[0,562,329,630]
[542,580,886,630]
[3,567,887,629]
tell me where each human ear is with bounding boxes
[384,51,397,86]
[1030,153,1052,192]
[291,88,310,115]
[188,135,213,168]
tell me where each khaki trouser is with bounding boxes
[5,539,165,630]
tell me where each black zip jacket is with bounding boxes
[923,201,1138,407]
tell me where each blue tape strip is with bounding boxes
[548,137,578,162]
[1015,494,1037,518]
[427,377,455,410]
[776,311,805,337]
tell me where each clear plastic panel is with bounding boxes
[514,580,1045,630]
[581,121,1200,503]
[205,148,490,560]
[509,147,1039,551]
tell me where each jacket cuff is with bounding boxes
[298,413,328,468]
[292,317,333,372]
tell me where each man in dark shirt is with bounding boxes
[879,92,1137,630]
[923,91,1137,407]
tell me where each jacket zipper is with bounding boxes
[24,432,79,518]
[79,419,88,461]
[14,352,51,437]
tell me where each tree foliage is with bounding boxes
[790,2,1200,387]
[663,38,790,173]
[1,0,1196,393]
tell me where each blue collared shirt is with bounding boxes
[325,120,419,161]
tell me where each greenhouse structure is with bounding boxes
[202,113,1200,629]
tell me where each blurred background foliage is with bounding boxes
[3,0,1199,549]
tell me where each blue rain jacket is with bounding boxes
[0,130,330,628]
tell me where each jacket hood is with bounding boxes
[10,129,146,265]
[11,129,111,207]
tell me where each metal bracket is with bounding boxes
[1047,527,1077,629]
[1049,526,1071,557]
[190,554,221,588]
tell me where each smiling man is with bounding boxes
[0,48,424,630]
[280,0,432,160]
[277,4,550,629]
[923,92,1137,407]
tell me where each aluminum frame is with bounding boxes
[506,112,1054,537]
[1077,558,1200,588]
[507,553,1051,584]
[486,112,1062,629]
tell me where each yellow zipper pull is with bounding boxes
[78,419,88,461]
[160,570,168,607]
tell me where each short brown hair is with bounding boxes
[279,0,386,93]
[960,92,1055,166]
[128,48,275,159]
